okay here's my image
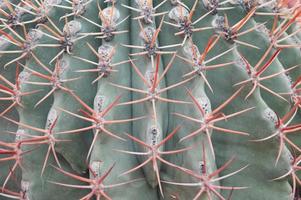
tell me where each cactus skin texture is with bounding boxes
[1,0,301,199]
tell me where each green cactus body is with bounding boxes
[0,0,301,199]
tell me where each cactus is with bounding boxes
[0,0,301,199]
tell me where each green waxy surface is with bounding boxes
[90,1,158,199]
[129,0,169,191]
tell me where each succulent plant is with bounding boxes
[0,0,301,199]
